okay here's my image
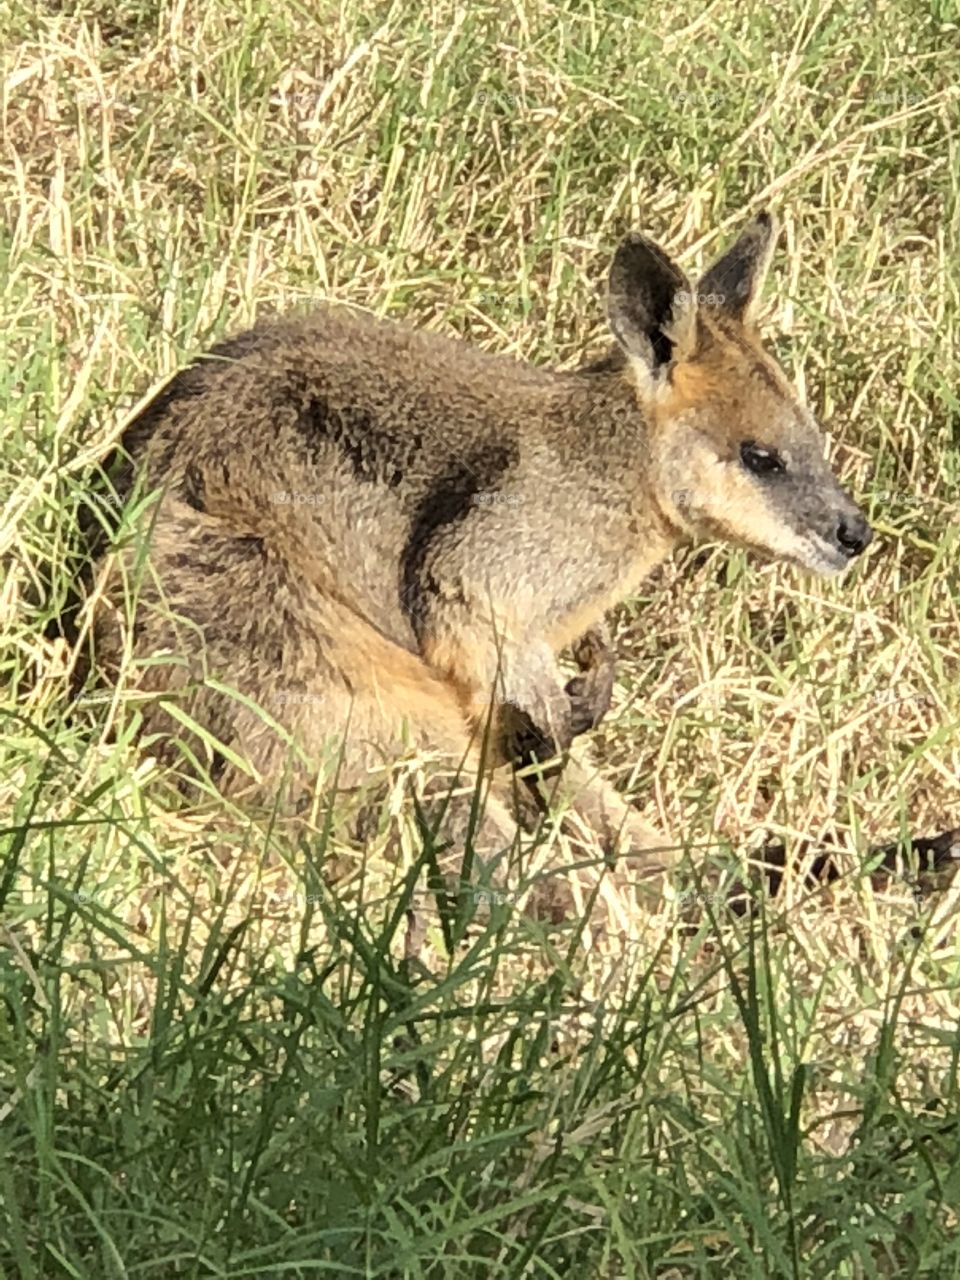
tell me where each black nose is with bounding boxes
[836,513,873,557]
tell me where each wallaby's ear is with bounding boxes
[697,211,778,322]
[606,232,697,372]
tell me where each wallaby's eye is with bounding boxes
[740,441,786,476]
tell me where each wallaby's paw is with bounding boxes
[871,826,960,886]
[565,625,616,736]
[520,863,637,932]
[501,688,573,774]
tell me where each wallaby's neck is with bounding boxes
[529,361,685,650]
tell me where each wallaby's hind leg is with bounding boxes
[89,500,527,864]
[534,747,686,910]
[89,503,680,921]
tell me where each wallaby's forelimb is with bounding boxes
[505,623,616,773]
[565,625,616,737]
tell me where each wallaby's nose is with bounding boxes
[836,512,873,558]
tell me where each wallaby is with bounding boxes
[84,211,878,890]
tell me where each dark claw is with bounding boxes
[506,707,566,774]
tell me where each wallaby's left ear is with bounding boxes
[606,232,698,374]
[697,211,778,322]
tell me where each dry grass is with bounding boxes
[3,0,960,1274]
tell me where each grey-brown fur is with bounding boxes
[87,211,872,867]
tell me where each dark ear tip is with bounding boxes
[753,209,779,241]
[616,230,652,251]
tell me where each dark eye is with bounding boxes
[740,441,786,476]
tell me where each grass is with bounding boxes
[2,0,960,1274]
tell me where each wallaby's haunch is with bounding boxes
[90,212,873,877]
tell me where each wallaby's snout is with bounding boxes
[605,210,874,577]
[729,429,874,576]
[769,464,873,575]
[836,509,873,560]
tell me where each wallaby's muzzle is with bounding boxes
[835,509,873,560]
[790,481,874,576]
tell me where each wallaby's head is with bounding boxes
[606,212,872,575]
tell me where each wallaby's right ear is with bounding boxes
[606,233,696,375]
[697,211,777,322]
